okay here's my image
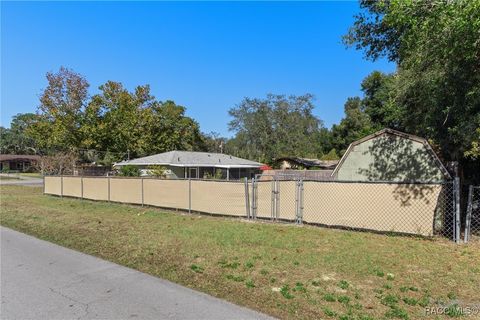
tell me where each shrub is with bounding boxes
[147,165,167,178]
[119,165,140,177]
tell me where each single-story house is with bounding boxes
[331,128,451,182]
[114,150,263,180]
[274,157,338,170]
[0,154,40,172]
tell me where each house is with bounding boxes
[0,154,40,172]
[273,157,338,170]
[114,150,263,180]
[331,129,451,182]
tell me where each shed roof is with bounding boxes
[114,151,263,169]
[331,128,452,179]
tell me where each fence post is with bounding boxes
[188,178,192,214]
[454,177,461,243]
[244,177,251,219]
[464,185,474,243]
[275,179,280,220]
[141,177,144,207]
[298,179,304,224]
[108,176,111,202]
[81,176,84,200]
[60,176,63,198]
[295,179,300,223]
[251,178,257,219]
[271,180,275,220]
[42,175,45,195]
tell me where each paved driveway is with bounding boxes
[1,227,273,320]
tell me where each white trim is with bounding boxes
[114,162,262,169]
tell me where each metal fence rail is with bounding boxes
[44,175,459,241]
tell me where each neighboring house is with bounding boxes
[261,169,335,181]
[0,154,40,172]
[114,150,263,180]
[331,129,451,182]
[274,157,338,170]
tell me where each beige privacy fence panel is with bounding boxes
[83,178,109,201]
[143,179,189,210]
[43,176,455,239]
[302,182,444,236]
[109,178,143,204]
[44,176,62,195]
[191,180,247,216]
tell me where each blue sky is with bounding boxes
[1,1,395,136]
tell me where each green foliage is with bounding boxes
[320,149,340,160]
[25,67,206,160]
[331,97,377,154]
[323,293,336,302]
[338,280,350,289]
[203,169,223,180]
[245,279,255,288]
[228,94,327,163]
[385,306,409,320]
[190,264,204,273]
[345,0,480,182]
[148,165,167,178]
[0,113,38,154]
[381,294,399,307]
[119,165,140,177]
[280,285,294,299]
[402,297,417,306]
[337,295,350,304]
[322,307,337,317]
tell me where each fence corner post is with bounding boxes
[296,179,304,224]
[244,177,251,219]
[464,185,474,243]
[251,178,257,219]
[141,177,144,207]
[454,177,461,243]
[188,178,192,214]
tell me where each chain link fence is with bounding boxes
[44,175,460,241]
[465,186,480,243]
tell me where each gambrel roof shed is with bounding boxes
[331,129,451,182]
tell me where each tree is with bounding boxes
[203,132,227,153]
[345,0,480,180]
[228,94,325,163]
[360,71,399,129]
[28,67,90,151]
[331,97,375,154]
[0,113,39,154]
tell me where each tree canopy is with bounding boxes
[344,0,480,179]
[23,67,205,162]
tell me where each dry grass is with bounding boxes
[1,185,479,319]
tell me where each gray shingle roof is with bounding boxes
[115,151,263,168]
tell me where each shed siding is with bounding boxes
[337,135,445,182]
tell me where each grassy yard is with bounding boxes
[1,185,479,320]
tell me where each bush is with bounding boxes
[119,165,140,177]
[148,165,167,178]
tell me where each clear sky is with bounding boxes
[1,1,395,136]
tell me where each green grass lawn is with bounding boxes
[1,185,479,320]
[0,176,20,180]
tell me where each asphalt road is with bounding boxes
[1,227,273,320]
